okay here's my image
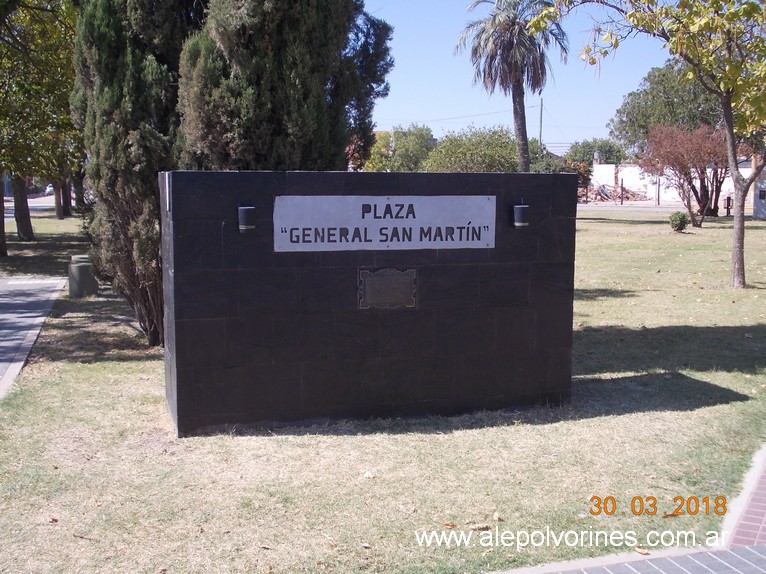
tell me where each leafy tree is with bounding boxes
[533,0,766,287]
[565,138,626,166]
[608,60,720,157]
[0,0,79,243]
[177,0,393,171]
[457,0,568,172]
[72,0,206,345]
[344,6,396,169]
[422,126,564,174]
[364,124,436,172]
[364,132,394,172]
[565,160,592,189]
[422,126,519,173]
[530,148,569,175]
[0,0,19,254]
[640,125,729,226]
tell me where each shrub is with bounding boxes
[669,211,691,232]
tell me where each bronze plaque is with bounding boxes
[358,268,417,310]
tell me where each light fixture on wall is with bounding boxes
[238,206,256,234]
[512,204,529,228]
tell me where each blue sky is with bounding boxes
[364,0,672,154]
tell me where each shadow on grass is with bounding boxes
[573,324,766,376]
[230,371,750,437]
[225,323,763,437]
[29,293,161,364]
[575,288,640,301]
[1,232,89,277]
[570,372,749,418]
[21,275,761,435]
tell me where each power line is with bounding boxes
[410,108,514,122]
[378,102,544,124]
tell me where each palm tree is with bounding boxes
[457,0,568,172]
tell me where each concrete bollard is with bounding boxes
[68,255,98,298]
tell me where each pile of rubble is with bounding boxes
[578,185,649,203]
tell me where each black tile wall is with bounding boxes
[160,171,578,436]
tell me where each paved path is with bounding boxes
[496,447,766,574]
[506,546,766,574]
[0,276,66,400]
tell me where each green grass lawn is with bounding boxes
[1,208,765,573]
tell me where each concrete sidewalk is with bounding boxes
[0,275,66,400]
[501,546,766,574]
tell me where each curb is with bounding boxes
[0,277,66,400]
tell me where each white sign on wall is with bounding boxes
[273,195,496,252]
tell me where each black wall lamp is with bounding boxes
[512,204,529,228]
[238,206,257,234]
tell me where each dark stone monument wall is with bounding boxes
[160,171,577,436]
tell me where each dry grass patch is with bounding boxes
[0,210,765,573]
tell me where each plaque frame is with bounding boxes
[358,268,417,310]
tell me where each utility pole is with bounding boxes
[539,98,543,145]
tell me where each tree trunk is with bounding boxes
[511,77,531,172]
[54,183,64,220]
[695,175,708,215]
[11,176,35,241]
[61,177,72,216]
[72,168,86,210]
[731,178,747,287]
[709,169,725,216]
[0,178,7,257]
[679,185,699,228]
[720,94,749,288]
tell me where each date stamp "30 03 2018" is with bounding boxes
[589,496,728,518]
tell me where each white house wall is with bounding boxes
[592,164,755,210]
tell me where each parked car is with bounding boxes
[45,184,54,195]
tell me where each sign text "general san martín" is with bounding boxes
[273,196,496,252]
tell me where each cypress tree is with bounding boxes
[72,0,390,345]
[177,0,392,171]
[72,0,205,345]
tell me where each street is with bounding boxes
[3,194,56,222]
